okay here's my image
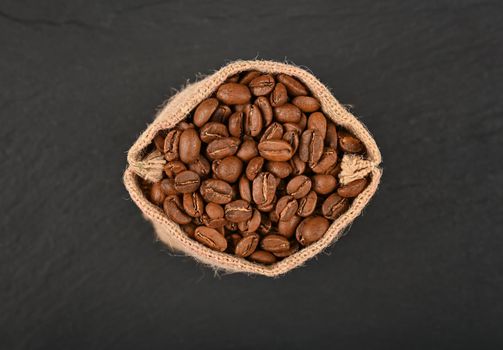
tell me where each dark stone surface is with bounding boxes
[1,1,502,349]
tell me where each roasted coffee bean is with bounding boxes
[236,137,258,162]
[260,122,284,142]
[283,122,303,135]
[246,156,265,181]
[216,83,252,105]
[249,250,277,264]
[200,179,233,204]
[226,74,240,83]
[256,198,276,213]
[226,233,242,253]
[228,111,244,138]
[238,209,261,234]
[193,98,219,127]
[289,155,306,175]
[266,161,292,179]
[249,74,275,96]
[292,96,320,112]
[338,130,364,153]
[297,191,317,217]
[297,113,308,131]
[183,192,204,218]
[270,82,288,107]
[150,181,166,205]
[234,104,247,112]
[206,137,240,160]
[160,178,178,196]
[258,140,294,161]
[261,234,290,253]
[307,112,327,139]
[153,133,165,152]
[174,170,200,193]
[275,195,298,221]
[255,96,273,126]
[252,172,277,206]
[296,216,330,246]
[164,129,181,161]
[179,128,201,164]
[181,223,196,238]
[238,175,252,202]
[278,215,301,238]
[225,200,253,223]
[163,195,192,224]
[212,156,243,183]
[311,147,338,174]
[286,175,312,199]
[200,122,229,143]
[326,161,342,177]
[239,70,261,85]
[188,155,211,177]
[312,175,337,195]
[322,193,349,220]
[326,122,338,149]
[194,226,227,252]
[277,74,308,96]
[211,104,232,123]
[206,202,225,219]
[273,241,300,258]
[235,233,259,257]
[274,103,302,123]
[282,130,300,154]
[299,129,324,165]
[337,178,368,198]
[244,104,263,137]
[164,160,187,178]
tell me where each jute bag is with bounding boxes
[123,60,382,276]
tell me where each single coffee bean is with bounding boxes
[244,104,263,137]
[260,122,284,142]
[326,122,338,149]
[212,156,243,183]
[256,197,276,213]
[277,74,308,96]
[153,133,165,152]
[289,155,306,175]
[234,233,259,257]
[174,170,200,193]
[199,122,229,143]
[206,202,225,219]
[258,140,294,161]
[160,178,178,196]
[164,129,181,161]
[225,200,253,223]
[310,147,338,174]
[292,96,320,112]
[238,175,252,202]
[200,179,233,204]
[216,83,252,105]
[266,161,292,179]
[239,70,261,85]
[163,160,187,178]
[270,82,288,107]
[226,74,240,83]
[297,113,308,132]
[163,195,192,225]
[337,178,368,198]
[228,111,244,138]
[202,214,227,229]
[188,155,211,178]
[236,137,258,162]
[249,250,277,264]
[246,156,265,181]
[312,174,337,195]
[273,241,300,258]
[254,96,273,126]
[307,112,327,140]
[299,129,324,165]
[183,192,204,218]
[286,175,312,199]
[194,226,227,252]
[206,137,240,160]
[181,222,197,238]
[252,172,277,206]
[179,128,201,164]
[322,193,349,220]
[274,103,302,123]
[282,130,300,154]
[296,216,330,246]
[211,104,232,123]
[277,215,301,238]
[238,209,261,235]
[193,98,219,127]
[261,234,290,253]
[249,74,275,96]
[150,181,165,205]
[275,195,298,222]
[338,130,364,153]
[297,191,317,217]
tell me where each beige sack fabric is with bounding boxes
[123,60,382,277]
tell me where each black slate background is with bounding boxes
[1,1,502,349]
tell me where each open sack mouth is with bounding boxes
[124,60,382,276]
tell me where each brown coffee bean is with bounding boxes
[193,98,219,127]
[206,137,240,160]
[258,140,294,161]
[153,133,165,152]
[163,160,186,178]
[177,122,195,131]
[249,74,275,96]
[182,192,204,218]
[216,83,251,105]
[226,74,240,83]
[246,156,265,181]
[225,200,253,223]
[297,113,308,132]
[228,111,244,138]
[257,198,276,213]
[235,137,257,162]
[283,122,303,135]
[254,96,273,126]
[199,122,229,143]
[270,82,288,107]
[338,130,364,153]
[278,215,301,238]
[238,209,261,234]
[235,233,259,257]
[181,222,196,238]
[164,129,181,161]
[234,104,247,112]
[274,103,301,123]
[282,130,300,154]
[286,175,312,199]
[326,161,342,177]
[188,155,211,178]
[150,181,165,205]
[292,96,320,112]
[249,250,277,264]
[194,226,227,252]
[179,128,201,164]
[260,122,284,142]
[312,175,337,195]
[266,161,292,179]
[261,234,290,253]
[273,241,300,258]
[239,70,261,84]
[160,178,177,196]
[277,74,308,96]
[310,147,338,174]
[244,104,263,137]
[211,104,232,123]
[163,195,192,225]
[226,233,242,253]
[296,216,330,246]
[337,178,368,198]
[275,195,298,221]
[289,155,306,176]
[299,129,324,165]
[238,175,252,202]
[200,179,233,204]
[252,172,277,206]
[174,170,200,193]
[212,156,243,183]
[297,191,317,217]
[307,112,327,140]
[322,193,349,220]
[326,122,338,149]
[206,202,224,219]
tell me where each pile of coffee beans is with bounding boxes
[143,71,368,265]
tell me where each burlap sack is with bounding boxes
[123,60,382,277]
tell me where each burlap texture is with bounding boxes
[123,60,382,277]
